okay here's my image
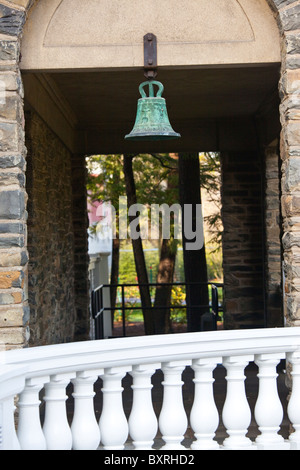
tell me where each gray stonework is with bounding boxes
[221,151,265,329]
[25,110,76,346]
[71,154,90,342]
[273,0,300,328]
[264,141,284,327]
[0,4,25,37]
[221,139,283,329]
[0,2,28,348]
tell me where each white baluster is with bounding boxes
[0,368,27,450]
[71,369,103,450]
[99,367,129,450]
[190,357,221,450]
[0,402,3,450]
[128,363,159,450]
[222,355,254,450]
[254,353,288,450]
[287,351,300,450]
[159,361,189,450]
[43,373,74,450]
[17,376,48,450]
[1,397,20,450]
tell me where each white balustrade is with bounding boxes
[71,369,103,450]
[99,367,129,450]
[254,353,287,450]
[1,327,300,451]
[222,355,254,450]
[128,363,159,450]
[17,376,48,450]
[42,373,74,450]
[190,357,221,450]
[159,361,189,450]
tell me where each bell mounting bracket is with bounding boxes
[144,33,158,80]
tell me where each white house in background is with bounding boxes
[88,200,113,338]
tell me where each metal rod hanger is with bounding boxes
[144,33,158,79]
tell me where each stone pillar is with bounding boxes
[274,1,300,327]
[71,154,90,341]
[221,150,265,329]
[25,110,76,346]
[264,140,283,327]
[280,79,300,326]
[0,3,28,349]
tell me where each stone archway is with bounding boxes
[0,0,298,348]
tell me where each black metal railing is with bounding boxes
[91,282,223,340]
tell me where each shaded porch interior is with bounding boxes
[22,63,283,345]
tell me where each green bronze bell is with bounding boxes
[125,80,181,141]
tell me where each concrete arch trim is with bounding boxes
[0,0,299,347]
[2,1,294,45]
[19,0,281,70]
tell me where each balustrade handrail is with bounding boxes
[1,327,300,451]
[2,327,300,378]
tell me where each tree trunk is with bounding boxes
[153,238,177,334]
[123,154,154,335]
[110,218,120,329]
[178,153,209,332]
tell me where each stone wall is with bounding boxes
[25,110,76,345]
[0,1,29,349]
[269,0,300,328]
[0,1,91,348]
[221,151,265,329]
[264,140,283,327]
[71,154,90,342]
[221,0,300,330]
[222,141,285,329]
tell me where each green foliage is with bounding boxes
[86,153,179,208]
[206,248,223,281]
[86,152,223,251]
[86,154,124,207]
[86,152,224,285]
[199,152,221,192]
[118,243,159,284]
[199,152,223,248]
[118,244,222,285]
[170,285,187,323]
